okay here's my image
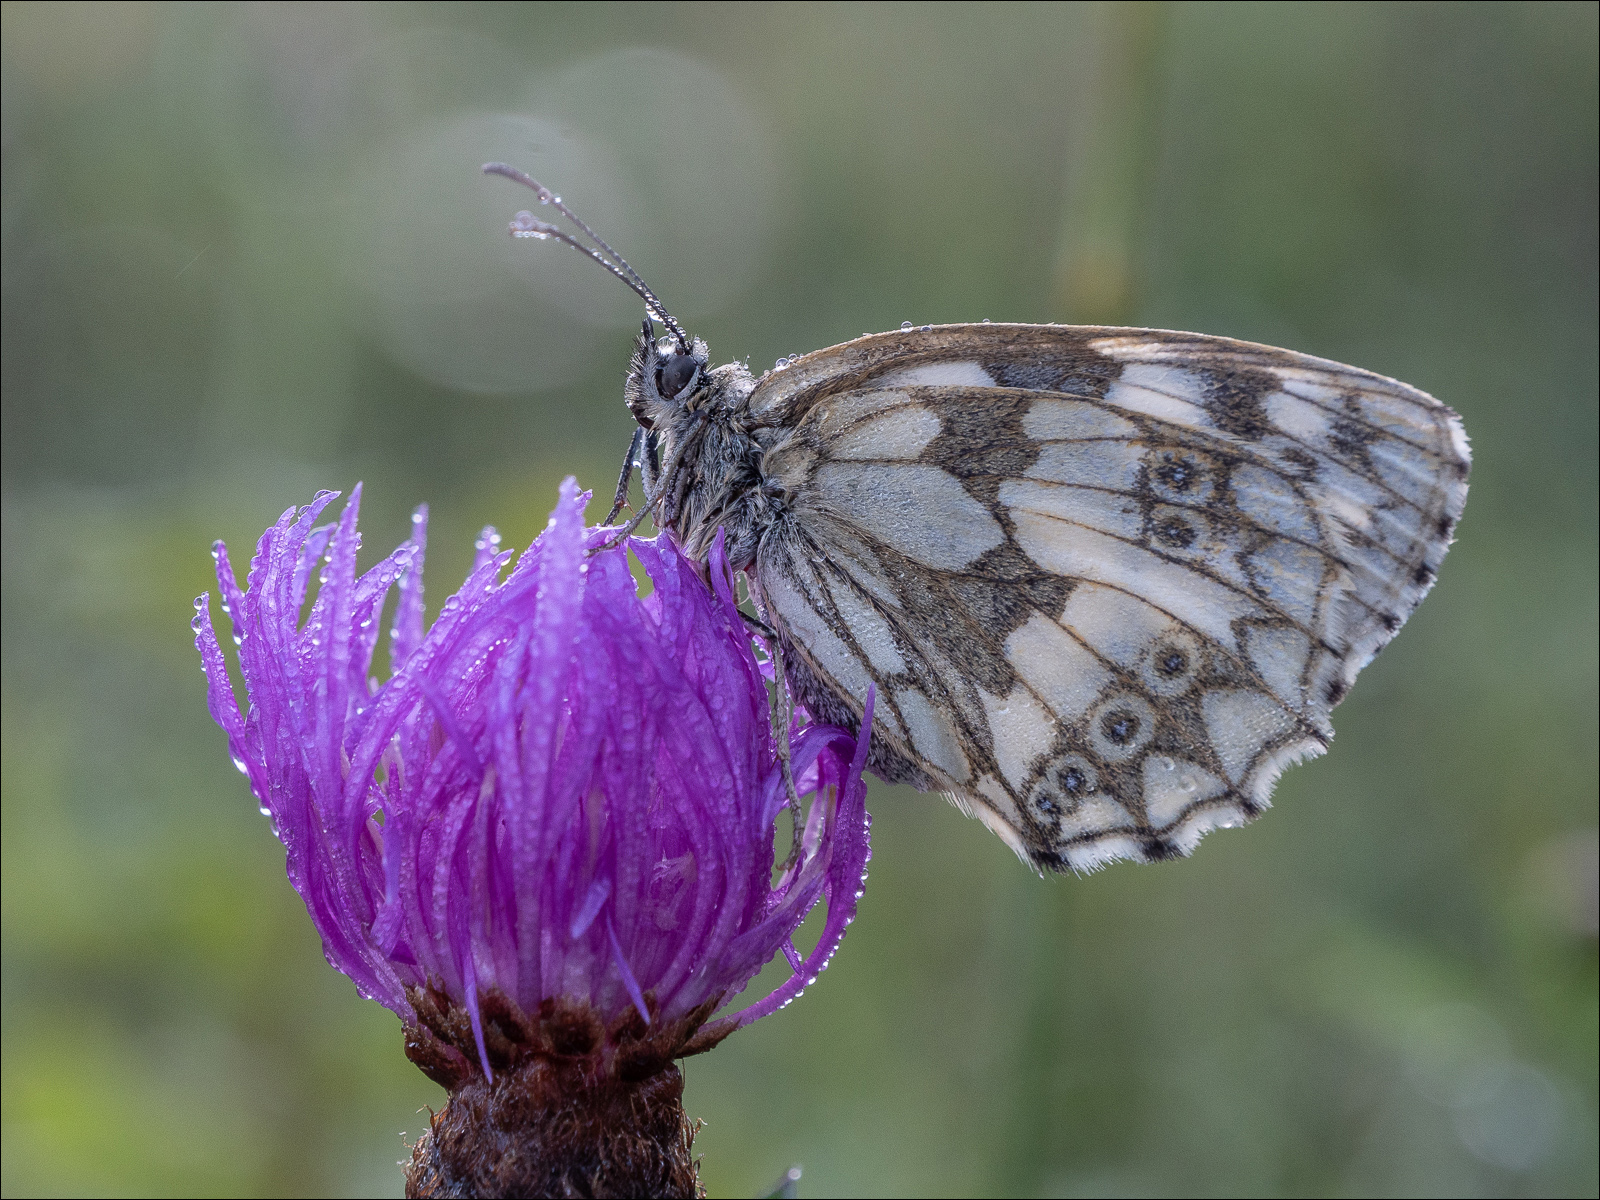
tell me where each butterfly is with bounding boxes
[487,164,1471,873]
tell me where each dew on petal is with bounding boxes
[192,481,873,1053]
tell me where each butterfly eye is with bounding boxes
[658,354,699,400]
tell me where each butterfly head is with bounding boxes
[627,319,711,429]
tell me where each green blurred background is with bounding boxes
[3,3,1596,1196]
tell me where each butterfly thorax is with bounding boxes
[661,394,776,570]
[627,335,780,571]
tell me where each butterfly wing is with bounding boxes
[747,324,1469,871]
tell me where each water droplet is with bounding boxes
[901,321,913,331]
[1180,775,1199,793]
[982,317,992,323]
[921,324,932,332]
[1156,756,1175,772]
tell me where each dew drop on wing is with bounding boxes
[901,321,913,331]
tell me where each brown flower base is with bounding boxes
[402,986,731,1199]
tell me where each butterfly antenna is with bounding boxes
[483,162,690,352]
[486,166,649,298]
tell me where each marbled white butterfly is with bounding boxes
[488,163,1471,873]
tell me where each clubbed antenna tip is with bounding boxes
[483,162,689,352]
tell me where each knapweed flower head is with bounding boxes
[193,479,871,1087]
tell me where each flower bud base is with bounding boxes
[403,988,723,1199]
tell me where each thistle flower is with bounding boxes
[192,479,872,1197]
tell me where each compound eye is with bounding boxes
[658,354,699,400]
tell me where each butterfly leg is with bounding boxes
[769,639,805,871]
[591,431,693,554]
[592,473,667,552]
[603,427,645,526]
[733,608,805,867]
[642,430,661,496]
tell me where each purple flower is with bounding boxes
[192,479,871,1089]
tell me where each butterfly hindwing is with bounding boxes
[749,325,1469,871]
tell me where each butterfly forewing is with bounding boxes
[749,325,1469,871]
